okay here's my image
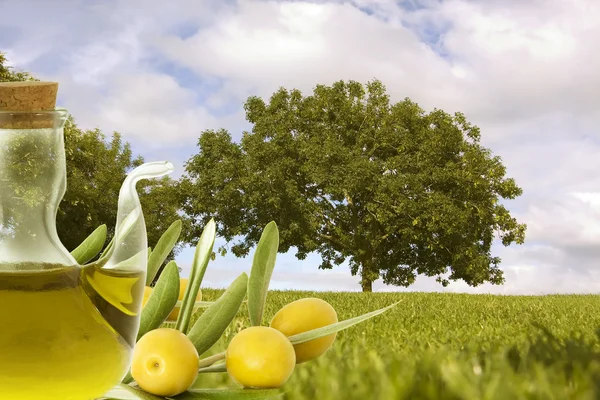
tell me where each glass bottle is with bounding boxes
[0,81,173,400]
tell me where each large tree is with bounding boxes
[180,80,526,292]
[0,52,182,254]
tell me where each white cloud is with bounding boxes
[432,0,600,123]
[155,0,461,110]
[96,73,217,145]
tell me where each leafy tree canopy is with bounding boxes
[0,52,182,255]
[180,79,526,292]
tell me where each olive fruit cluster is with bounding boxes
[227,297,338,388]
[130,297,337,395]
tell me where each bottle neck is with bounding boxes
[0,127,73,264]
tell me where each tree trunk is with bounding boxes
[359,258,375,292]
[360,275,373,292]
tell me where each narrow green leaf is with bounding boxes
[287,301,400,345]
[173,388,283,400]
[71,224,107,264]
[198,363,227,374]
[176,218,216,333]
[146,220,183,285]
[101,383,163,400]
[187,272,248,355]
[247,221,279,326]
[137,261,180,341]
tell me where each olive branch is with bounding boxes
[73,219,398,400]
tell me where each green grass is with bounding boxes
[174,290,600,400]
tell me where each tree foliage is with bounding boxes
[0,53,35,82]
[181,80,526,292]
[0,52,182,255]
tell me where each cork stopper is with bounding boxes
[0,82,59,129]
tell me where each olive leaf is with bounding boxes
[146,219,182,285]
[287,301,400,345]
[176,218,216,333]
[101,383,163,400]
[71,224,107,264]
[137,261,180,341]
[247,222,279,326]
[187,272,248,356]
[173,388,283,399]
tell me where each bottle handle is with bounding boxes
[97,161,174,271]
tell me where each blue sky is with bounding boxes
[2,0,600,293]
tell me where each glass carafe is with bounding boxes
[0,83,173,400]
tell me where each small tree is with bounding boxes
[181,80,526,292]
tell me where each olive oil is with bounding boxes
[0,262,145,400]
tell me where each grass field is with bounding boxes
[178,290,600,400]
